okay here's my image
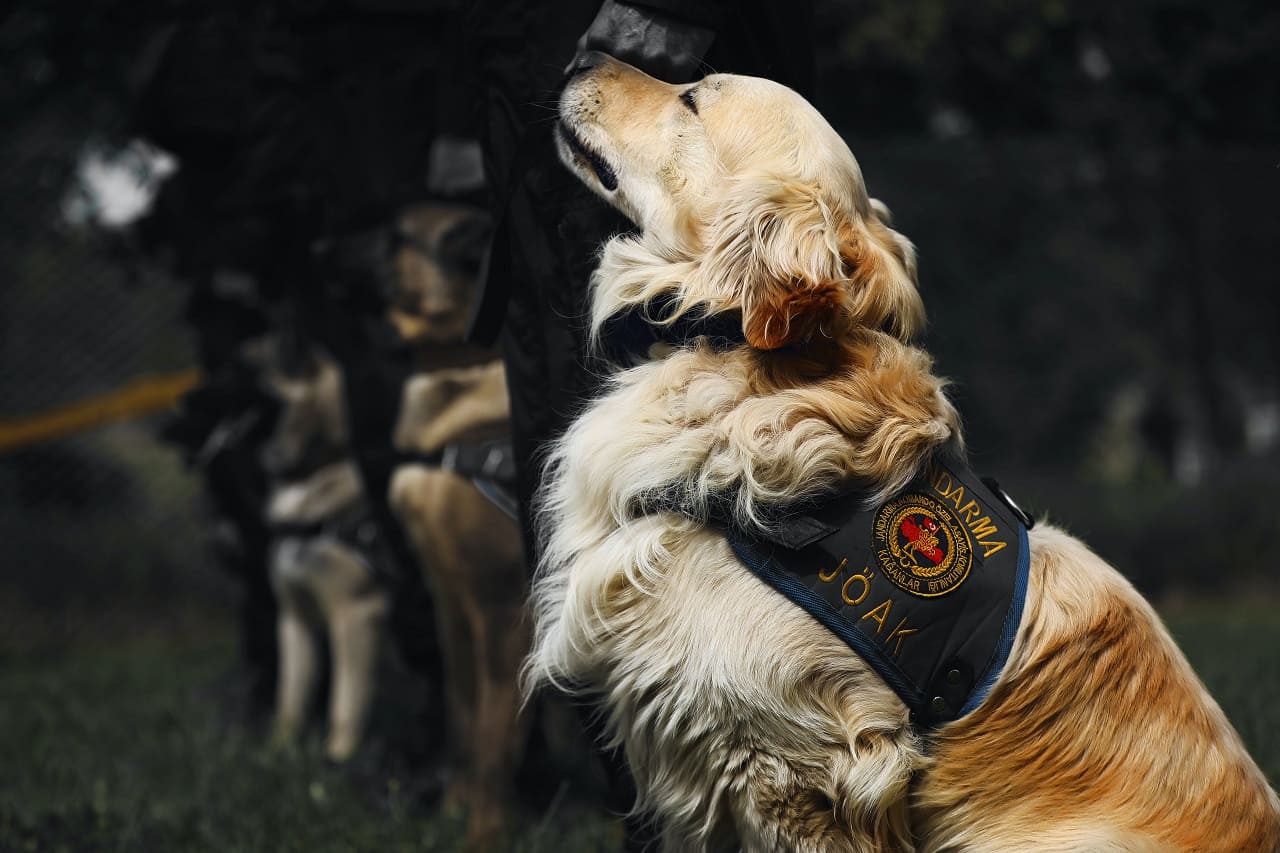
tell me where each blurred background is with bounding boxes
[2,1,1277,850]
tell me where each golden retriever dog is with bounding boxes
[527,53,1280,851]
[258,343,389,763]
[384,203,530,847]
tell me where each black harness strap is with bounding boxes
[393,437,520,523]
[596,295,747,366]
[269,501,393,581]
[270,506,375,549]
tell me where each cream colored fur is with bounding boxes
[528,55,1280,851]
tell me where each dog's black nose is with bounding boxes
[565,50,607,82]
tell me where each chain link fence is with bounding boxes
[4,134,1279,650]
[0,220,224,645]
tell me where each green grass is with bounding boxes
[0,620,620,853]
[1163,604,1280,785]
[0,606,1275,852]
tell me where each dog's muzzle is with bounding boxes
[556,121,618,192]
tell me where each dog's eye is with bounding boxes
[680,87,699,116]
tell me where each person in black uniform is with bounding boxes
[469,0,815,559]
[463,1,814,844]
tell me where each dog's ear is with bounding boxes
[703,176,849,350]
[839,199,924,341]
[704,178,923,350]
[742,278,845,350]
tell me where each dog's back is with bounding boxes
[917,525,1280,852]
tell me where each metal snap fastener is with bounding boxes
[946,668,962,685]
[930,696,948,715]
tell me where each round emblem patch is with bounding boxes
[872,492,973,598]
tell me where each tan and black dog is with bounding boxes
[256,341,389,763]
[384,203,531,847]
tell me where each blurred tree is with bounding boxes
[0,0,169,242]
[814,0,1280,469]
[816,0,1280,141]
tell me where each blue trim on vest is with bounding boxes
[959,520,1030,716]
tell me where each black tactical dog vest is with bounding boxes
[598,299,1032,728]
[726,455,1032,728]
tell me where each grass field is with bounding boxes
[1,605,1276,852]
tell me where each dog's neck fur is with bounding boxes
[588,235,717,350]
[566,234,962,536]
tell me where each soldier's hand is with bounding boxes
[566,0,714,84]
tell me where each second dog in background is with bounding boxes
[257,342,389,763]
[386,204,530,848]
[251,203,530,850]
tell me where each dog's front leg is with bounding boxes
[323,587,387,762]
[461,592,530,849]
[727,742,918,853]
[271,560,322,746]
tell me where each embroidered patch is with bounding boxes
[873,492,973,598]
[725,454,1031,725]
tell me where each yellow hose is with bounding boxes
[0,368,201,454]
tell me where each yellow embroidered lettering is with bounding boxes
[861,599,892,634]
[968,514,1008,557]
[841,568,874,606]
[979,539,1008,558]
[818,557,848,584]
[970,516,998,539]
[885,617,918,656]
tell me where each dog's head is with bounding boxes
[557,53,922,350]
[248,337,347,479]
[386,204,489,346]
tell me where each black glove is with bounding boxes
[566,0,715,84]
